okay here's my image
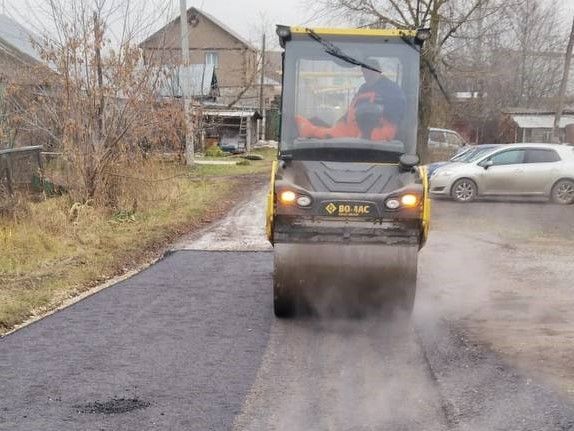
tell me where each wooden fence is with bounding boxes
[0,146,43,196]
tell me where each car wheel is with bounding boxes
[551,179,574,205]
[451,178,477,203]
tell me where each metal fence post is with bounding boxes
[2,154,13,196]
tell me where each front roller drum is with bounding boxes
[273,243,418,318]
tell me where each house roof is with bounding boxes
[202,106,262,120]
[0,14,41,63]
[510,113,574,129]
[503,107,574,115]
[140,7,255,52]
[193,8,255,51]
[158,64,218,98]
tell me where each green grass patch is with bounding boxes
[191,147,275,177]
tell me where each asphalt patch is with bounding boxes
[0,251,273,430]
[75,398,150,415]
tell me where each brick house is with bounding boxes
[140,7,273,107]
[0,14,43,84]
[140,7,281,147]
[0,14,49,148]
[499,108,574,143]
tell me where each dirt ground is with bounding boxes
[420,200,574,401]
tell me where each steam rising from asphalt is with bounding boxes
[184,191,574,430]
[233,313,449,430]
[235,242,452,430]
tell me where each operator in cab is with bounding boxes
[295,57,406,141]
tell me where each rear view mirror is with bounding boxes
[399,154,420,171]
[482,160,494,170]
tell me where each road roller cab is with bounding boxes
[267,26,431,318]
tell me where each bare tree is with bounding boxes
[309,0,511,159]
[553,16,574,142]
[504,0,566,106]
[441,0,568,142]
[6,0,182,204]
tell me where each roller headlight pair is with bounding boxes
[279,190,312,207]
[385,194,419,209]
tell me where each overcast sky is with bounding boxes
[2,0,573,49]
[1,0,323,48]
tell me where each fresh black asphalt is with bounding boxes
[0,251,273,431]
[2,200,574,430]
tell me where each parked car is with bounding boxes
[430,143,574,204]
[427,144,501,179]
[427,127,468,162]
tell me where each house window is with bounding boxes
[205,51,219,67]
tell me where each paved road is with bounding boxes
[1,191,574,430]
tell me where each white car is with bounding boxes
[430,143,574,204]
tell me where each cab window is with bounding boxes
[489,149,526,166]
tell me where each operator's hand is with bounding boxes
[295,115,310,136]
[295,115,320,138]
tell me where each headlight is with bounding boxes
[296,195,312,207]
[386,194,420,210]
[276,25,291,39]
[386,198,401,209]
[279,190,312,208]
[401,194,418,207]
[416,28,431,42]
[279,190,296,204]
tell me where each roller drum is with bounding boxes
[273,243,418,317]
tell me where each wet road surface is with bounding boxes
[1,191,574,430]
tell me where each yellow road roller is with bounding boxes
[266,26,431,318]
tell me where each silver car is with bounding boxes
[430,143,574,204]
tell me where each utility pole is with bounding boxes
[94,11,104,141]
[553,16,574,143]
[180,0,194,165]
[258,33,266,143]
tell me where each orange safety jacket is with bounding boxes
[296,77,406,141]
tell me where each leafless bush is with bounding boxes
[7,0,181,207]
[308,0,570,147]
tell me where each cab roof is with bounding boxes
[289,27,417,38]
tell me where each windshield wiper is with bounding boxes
[304,28,381,73]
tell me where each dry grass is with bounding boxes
[0,153,273,334]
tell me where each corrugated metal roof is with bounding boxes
[504,107,574,115]
[511,114,574,129]
[0,14,41,62]
[203,109,259,118]
[158,64,217,98]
